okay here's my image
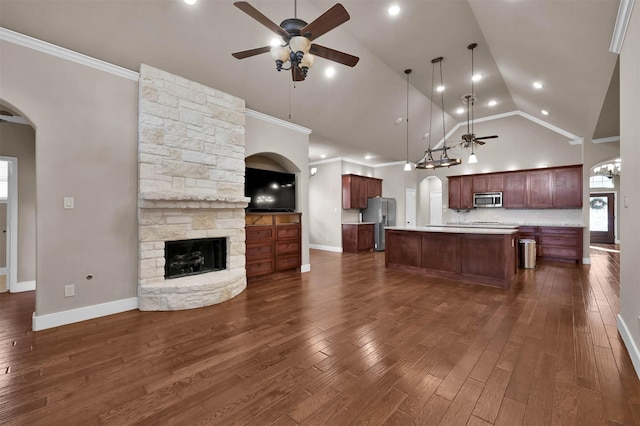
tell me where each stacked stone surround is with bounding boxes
[137,64,250,311]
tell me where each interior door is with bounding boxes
[589,193,615,244]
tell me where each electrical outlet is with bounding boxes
[64,284,75,297]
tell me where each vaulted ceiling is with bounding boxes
[0,0,620,165]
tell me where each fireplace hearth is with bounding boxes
[165,238,226,279]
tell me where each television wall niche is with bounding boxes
[245,167,296,212]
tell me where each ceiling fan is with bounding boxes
[231,1,359,81]
[458,43,498,154]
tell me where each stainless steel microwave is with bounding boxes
[473,191,503,208]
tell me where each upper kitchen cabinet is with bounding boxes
[553,166,583,208]
[527,169,554,208]
[472,174,503,193]
[342,174,383,209]
[448,176,473,210]
[503,172,528,208]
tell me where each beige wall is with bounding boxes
[0,41,139,316]
[244,115,310,267]
[0,122,36,282]
[309,160,342,249]
[619,4,640,375]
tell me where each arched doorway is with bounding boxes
[418,176,443,226]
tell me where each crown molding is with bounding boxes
[593,136,620,144]
[373,161,408,169]
[610,0,635,53]
[245,109,312,135]
[0,27,139,81]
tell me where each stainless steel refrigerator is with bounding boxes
[361,197,396,251]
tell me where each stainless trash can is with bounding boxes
[519,239,536,269]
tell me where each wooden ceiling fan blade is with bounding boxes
[232,46,271,59]
[234,1,289,40]
[310,44,359,67]
[300,3,350,41]
[475,135,498,140]
[292,66,305,82]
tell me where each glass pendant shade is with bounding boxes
[289,36,311,54]
[300,53,315,68]
[270,46,289,63]
[468,153,478,164]
[404,162,412,171]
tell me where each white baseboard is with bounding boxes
[618,314,640,379]
[582,257,592,265]
[309,244,343,253]
[301,263,311,273]
[13,280,36,292]
[32,297,138,331]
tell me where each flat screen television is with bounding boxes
[245,167,296,212]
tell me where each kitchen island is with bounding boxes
[385,226,519,288]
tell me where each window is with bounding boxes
[590,175,614,189]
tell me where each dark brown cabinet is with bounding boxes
[342,174,382,209]
[472,174,503,193]
[553,166,582,208]
[527,169,553,208]
[342,223,375,253]
[448,176,473,210]
[517,225,583,264]
[503,172,528,208]
[246,213,301,277]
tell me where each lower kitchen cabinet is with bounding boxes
[342,223,375,253]
[246,213,301,278]
[518,226,583,264]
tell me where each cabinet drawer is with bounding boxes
[276,240,300,255]
[246,242,274,260]
[539,246,579,260]
[539,235,578,247]
[246,259,275,276]
[277,225,300,240]
[246,226,275,243]
[276,254,300,271]
[539,227,580,236]
[518,226,537,234]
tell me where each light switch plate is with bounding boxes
[64,197,74,209]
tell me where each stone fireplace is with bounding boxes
[137,64,249,311]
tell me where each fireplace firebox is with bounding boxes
[164,237,227,279]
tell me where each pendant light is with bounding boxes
[415,56,461,169]
[404,69,412,171]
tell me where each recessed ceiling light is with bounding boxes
[533,81,544,89]
[472,73,482,82]
[541,109,549,115]
[436,85,445,92]
[320,154,326,159]
[488,100,497,107]
[395,117,403,125]
[423,132,430,139]
[270,38,282,47]
[325,67,336,78]
[365,154,373,160]
[183,0,197,5]
[388,4,400,16]
[456,107,465,114]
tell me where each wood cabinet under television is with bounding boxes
[245,213,301,278]
[342,174,382,209]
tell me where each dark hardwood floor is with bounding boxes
[1,245,638,425]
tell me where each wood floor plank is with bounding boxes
[0,246,636,424]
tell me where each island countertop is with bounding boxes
[385,225,518,235]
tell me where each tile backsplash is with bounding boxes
[447,208,583,226]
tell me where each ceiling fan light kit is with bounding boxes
[232,1,359,81]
